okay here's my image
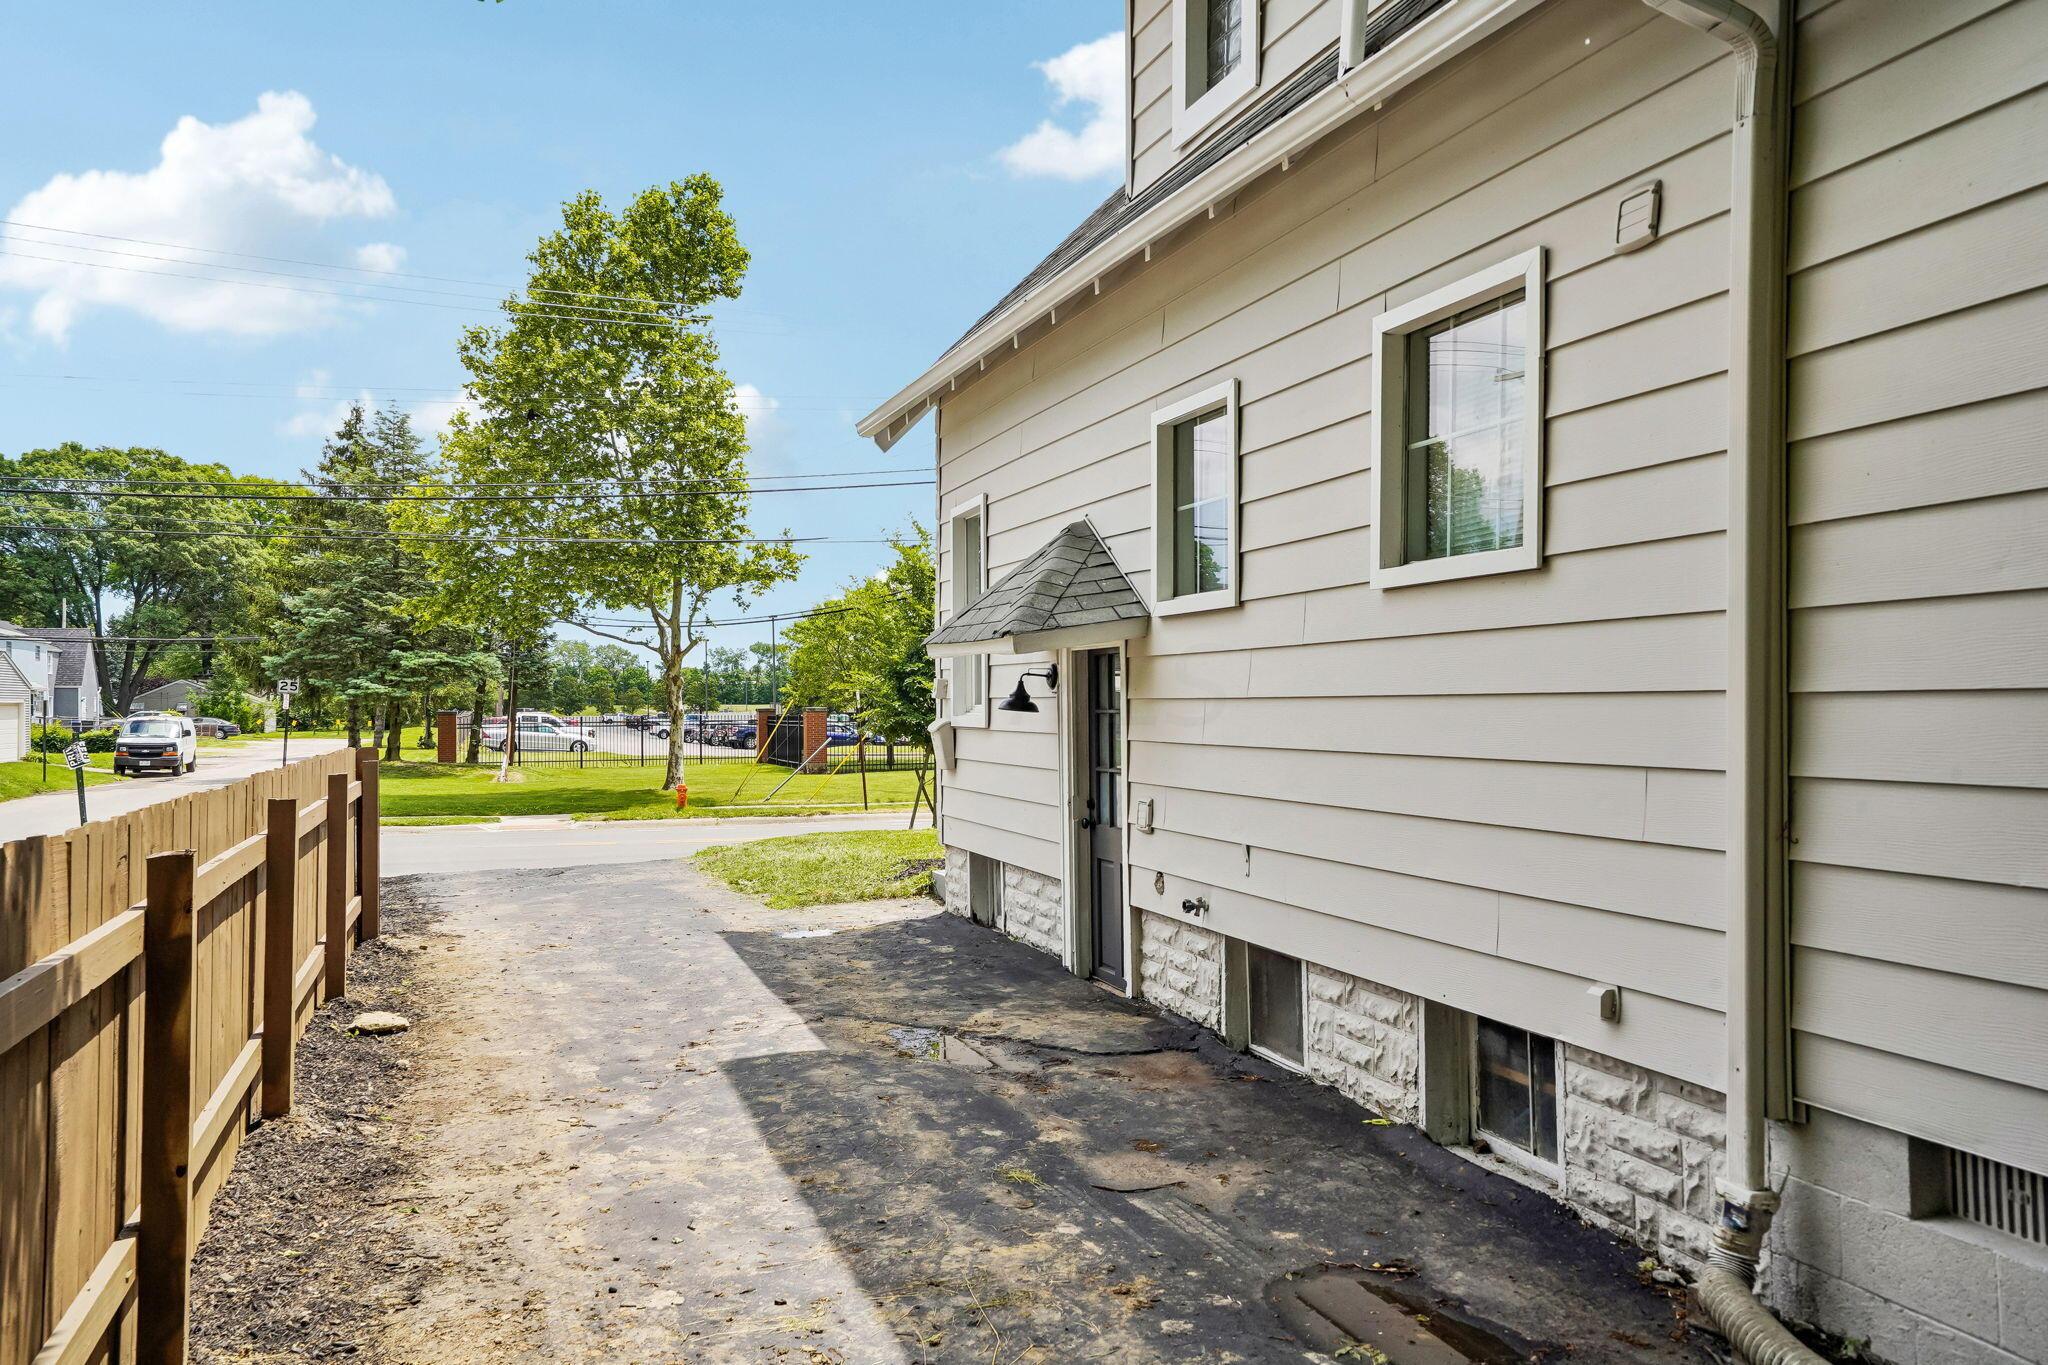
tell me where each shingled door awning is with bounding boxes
[926,521,1149,658]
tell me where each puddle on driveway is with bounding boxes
[1269,1265,1549,1363]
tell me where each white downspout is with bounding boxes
[1636,2,1820,1362]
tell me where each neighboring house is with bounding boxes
[0,620,54,716]
[0,651,34,762]
[131,678,206,715]
[865,2,2047,1359]
[22,628,105,727]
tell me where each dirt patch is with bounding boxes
[189,886,437,1364]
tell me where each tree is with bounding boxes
[258,405,494,750]
[782,526,934,741]
[0,444,263,711]
[416,178,800,785]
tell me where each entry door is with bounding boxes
[1083,650,1126,989]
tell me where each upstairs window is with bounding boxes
[1151,381,1240,616]
[946,495,989,725]
[1174,0,1260,146]
[1372,249,1545,588]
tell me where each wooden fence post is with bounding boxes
[138,848,196,1365]
[261,796,299,1118]
[358,757,381,940]
[324,771,349,999]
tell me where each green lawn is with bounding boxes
[694,828,943,908]
[0,758,119,802]
[376,759,922,820]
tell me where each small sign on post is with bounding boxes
[64,740,89,824]
[277,678,299,769]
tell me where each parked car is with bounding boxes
[112,713,197,776]
[195,715,241,737]
[483,721,590,754]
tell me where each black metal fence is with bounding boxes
[442,713,929,773]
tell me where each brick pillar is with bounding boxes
[435,710,458,763]
[801,707,829,774]
[754,707,775,762]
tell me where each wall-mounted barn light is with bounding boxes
[996,665,1059,713]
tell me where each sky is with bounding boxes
[0,2,1126,655]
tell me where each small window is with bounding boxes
[1372,250,1545,588]
[1248,944,1304,1069]
[1151,381,1240,616]
[947,495,989,726]
[1173,0,1260,146]
[1475,1016,1560,1169]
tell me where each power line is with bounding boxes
[0,521,893,548]
[0,217,787,320]
[0,477,934,504]
[0,467,922,493]
[0,372,878,409]
[0,245,773,337]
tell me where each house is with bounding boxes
[0,620,54,717]
[15,626,104,727]
[131,678,207,716]
[865,1,2047,1359]
[0,651,34,762]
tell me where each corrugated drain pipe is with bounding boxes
[1634,2,1822,1362]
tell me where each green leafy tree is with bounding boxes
[0,444,264,711]
[782,526,934,741]
[415,177,800,785]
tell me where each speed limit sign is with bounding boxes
[277,677,299,698]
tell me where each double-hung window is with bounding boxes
[1371,249,1544,588]
[1173,0,1260,146]
[1151,381,1240,616]
[947,495,989,725]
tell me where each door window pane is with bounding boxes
[1248,944,1304,1066]
[1476,1016,1559,1164]
[1172,409,1232,597]
[1406,292,1527,562]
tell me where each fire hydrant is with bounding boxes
[674,781,688,810]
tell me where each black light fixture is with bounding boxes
[998,664,1060,713]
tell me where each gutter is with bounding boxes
[857,0,1543,451]
[1637,3,1817,1361]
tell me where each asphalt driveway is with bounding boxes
[195,852,1717,1363]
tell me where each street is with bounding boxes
[0,737,347,842]
[384,809,922,876]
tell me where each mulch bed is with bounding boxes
[189,885,436,1363]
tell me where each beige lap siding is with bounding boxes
[1783,0,2048,1176]
[938,0,1737,1091]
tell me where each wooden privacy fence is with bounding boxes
[0,747,383,1365]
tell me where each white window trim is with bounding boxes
[1150,380,1241,618]
[946,493,990,728]
[1370,247,1545,589]
[1471,1023,1564,1185]
[1172,0,1262,148]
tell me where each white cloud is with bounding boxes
[411,393,476,441]
[353,241,406,273]
[730,382,779,420]
[999,33,1125,182]
[278,370,374,440]
[0,91,398,343]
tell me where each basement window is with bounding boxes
[1475,1016,1560,1171]
[1371,249,1545,588]
[1248,944,1305,1069]
[1173,0,1261,147]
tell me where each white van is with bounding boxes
[113,712,197,776]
